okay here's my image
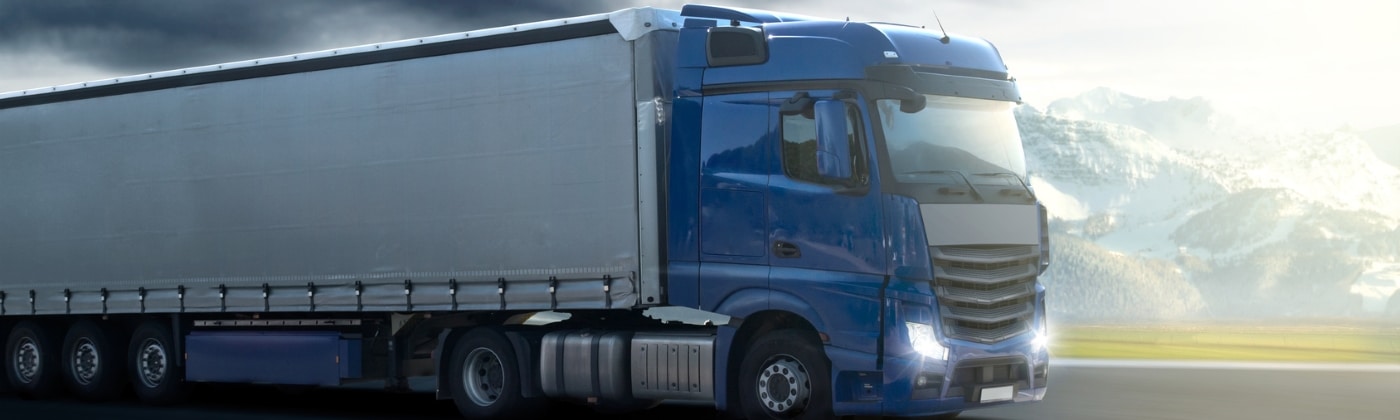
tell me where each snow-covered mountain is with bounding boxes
[1021,89,1400,320]
[1362,123,1400,168]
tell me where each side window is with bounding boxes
[781,101,866,185]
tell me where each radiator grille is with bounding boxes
[932,245,1037,343]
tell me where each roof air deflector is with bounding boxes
[680,4,810,24]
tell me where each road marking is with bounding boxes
[1054,358,1400,372]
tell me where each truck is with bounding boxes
[0,4,1049,419]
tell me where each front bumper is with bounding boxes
[829,340,1049,417]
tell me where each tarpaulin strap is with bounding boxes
[498,278,507,310]
[448,279,458,311]
[355,281,364,311]
[262,283,271,312]
[100,288,109,315]
[604,275,613,308]
[219,284,228,312]
[308,282,317,312]
[404,279,414,311]
[64,288,72,314]
[549,277,559,311]
[177,285,185,312]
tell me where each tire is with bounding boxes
[447,327,544,419]
[62,319,127,401]
[5,321,62,399]
[128,320,187,405]
[735,329,833,419]
[0,323,10,395]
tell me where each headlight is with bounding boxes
[905,322,948,360]
[1032,333,1049,352]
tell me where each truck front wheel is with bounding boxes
[127,320,187,405]
[736,329,833,419]
[62,319,126,401]
[5,321,62,399]
[448,327,543,419]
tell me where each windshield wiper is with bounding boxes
[903,170,983,200]
[971,172,1035,200]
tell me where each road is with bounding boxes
[2,361,1397,419]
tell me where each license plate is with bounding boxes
[979,385,1014,403]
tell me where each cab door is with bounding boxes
[766,90,886,354]
[696,92,771,310]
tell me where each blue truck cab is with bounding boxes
[665,5,1050,418]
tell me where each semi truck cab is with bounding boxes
[664,5,1050,417]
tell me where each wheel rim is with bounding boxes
[137,338,168,389]
[13,337,40,384]
[756,354,811,415]
[461,347,505,407]
[71,338,100,385]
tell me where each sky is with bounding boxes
[1,0,1396,131]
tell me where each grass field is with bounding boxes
[1049,323,1400,363]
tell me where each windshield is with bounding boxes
[877,95,1026,184]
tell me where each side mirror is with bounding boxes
[814,100,852,179]
[900,94,927,113]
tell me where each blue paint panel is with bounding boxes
[705,33,870,86]
[701,189,765,256]
[666,96,703,263]
[666,260,701,308]
[186,331,355,385]
[876,25,1009,74]
[677,28,710,71]
[768,267,881,354]
[698,20,1012,88]
[338,338,362,379]
[884,193,933,280]
[699,265,769,314]
[699,92,769,263]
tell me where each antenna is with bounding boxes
[931,8,951,44]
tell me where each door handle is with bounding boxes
[773,241,801,258]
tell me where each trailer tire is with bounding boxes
[735,329,832,419]
[128,320,187,405]
[62,319,127,401]
[5,321,62,399]
[448,327,543,419]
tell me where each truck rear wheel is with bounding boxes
[5,321,62,399]
[128,320,187,405]
[448,327,543,419]
[735,329,833,419]
[62,319,126,401]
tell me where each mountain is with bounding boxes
[1362,123,1400,168]
[1044,87,1239,152]
[1020,89,1400,320]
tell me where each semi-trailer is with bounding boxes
[0,4,1049,418]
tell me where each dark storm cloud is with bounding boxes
[0,0,624,75]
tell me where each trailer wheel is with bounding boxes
[128,320,186,405]
[5,321,62,399]
[448,327,543,419]
[735,329,832,419]
[62,319,126,401]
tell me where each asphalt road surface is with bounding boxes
[2,361,1397,419]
